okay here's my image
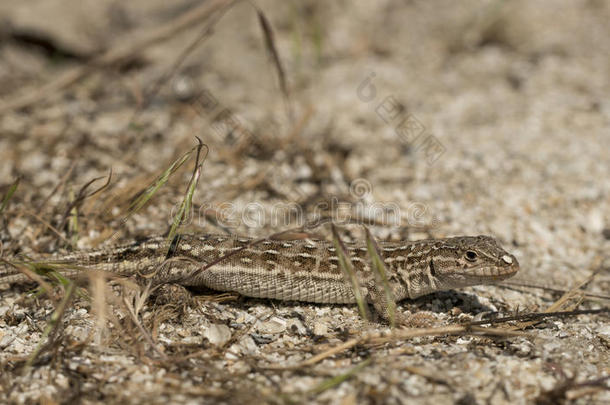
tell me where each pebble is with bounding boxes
[202,324,232,346]
[256,317,287,334]
[313,322,328,336]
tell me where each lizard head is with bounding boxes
[429,235,519,292]
[402,235,519,298]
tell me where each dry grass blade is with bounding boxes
[22,282,75,374]
[0,177,20,214]
[57,170,112,233]
[367,325,528,344]
[122,281,168,360]
[292,338,361,369]
[0,0,234,113]
[331,224,369,322]
[166,140,208,252]
[104,143,202,244]
[36,161,76,211]
[364,226,396,328]
[309,358,372,395]
[25,262,77,289]
[510,264,604,331]
[136,2,235,118]
[89,270,108,346]
[501,279,610,301]
[254,6,292,121]
[22,210,70,243]
[7,260,90,301]
[466,308,609,326]
[127,150,192,214]
[68,188,79,247]
[270,325,529,370]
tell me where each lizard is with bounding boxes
[0,233,519,323]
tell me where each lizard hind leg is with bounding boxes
[151,283,194,306]
[129,258,199,306]
[134,255,199,281]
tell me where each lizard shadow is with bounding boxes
[187,286,499,322]
[404,290,498,316]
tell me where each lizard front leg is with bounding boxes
[366,280,439,328]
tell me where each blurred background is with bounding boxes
[0,0,608,403]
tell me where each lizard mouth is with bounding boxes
[446,268,518,289]
[453,258,519,281]
[479,254,519,279]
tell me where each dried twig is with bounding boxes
[266,325,528,370]
[466,308,609,326]
[510,264,605,330]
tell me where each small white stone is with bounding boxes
[55,374,70,390]
[257,317,287,334]
[597,325,610,337]
[0,305,10,317]
[0,331,15,349]
[234,335,258,355]
[313,322,328,336]
[586,209,604,234]
[203,324,232,346]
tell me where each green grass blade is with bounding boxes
[127,147,196,216]
[166,140,207,251]
[27,262,74,287]
[22,261,89,300]
[0,177,20,214]
[68,188,79,247]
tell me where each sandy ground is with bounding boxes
[0,0,608,404]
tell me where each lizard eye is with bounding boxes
[465,250,478,262]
